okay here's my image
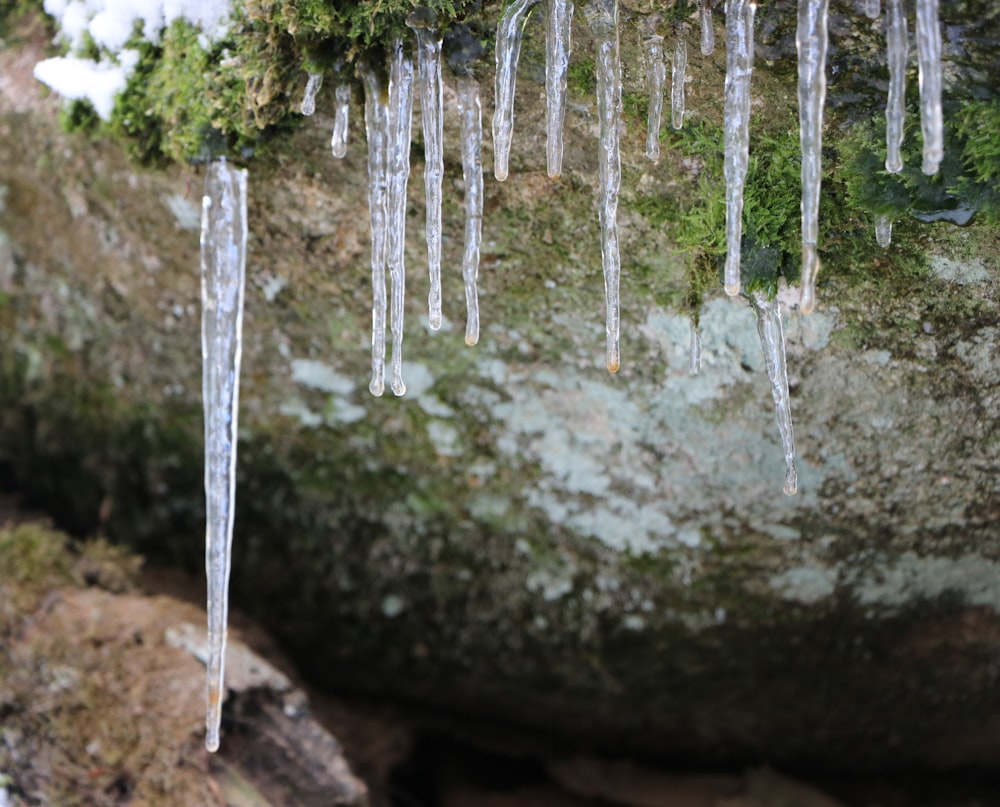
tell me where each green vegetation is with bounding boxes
[41,0,485,164]
[840,97,1000,226]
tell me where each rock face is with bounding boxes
[1,5,999,772]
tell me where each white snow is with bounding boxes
[36,0,233,120]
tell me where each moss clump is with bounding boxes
[840,97,1000,226]
[0,523,74,622]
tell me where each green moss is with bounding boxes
[839,97,1000,227]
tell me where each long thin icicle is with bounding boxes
[671,32,688,130]
[723,0,755,296]
[494,0,543,181]
[300,72,323,116]
[749,291,798,496]
[915,0,942,175]
[387,40,415,396]
[331,82,350,158]
[796,0,829,314]
[700,0,715,55]
[642,18,666,162]
[689,318,702,376]
[875,214,892,247]
[545,0,574,178]
[458,76,484,346]
[361,65,389,396]
[884,0,907,173]
[200,158,248,753]
[408,9,445,331]
[586,0,622,373]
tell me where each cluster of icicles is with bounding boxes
[197,0,945,751]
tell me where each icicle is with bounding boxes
[722,0,755,297]
[884,0,907,173]
[671,32,688,130]
[545,0,574,178]
[749,291,798,496]
[330,82,350,158]
[386,40,415,397]
[408,9,445,331]
[200,158,248,752]
[300,72,323,116]
[361,65,390,397]
[916,0,942,175]
[864,0,880,18]
[875,214,892,247]
[796,0,829,315]
[700,0,715,55]
[493,0,543,181]
[641,16,665,162]
[458,76,484,346]
[689,318,702,375]
[585,0,622,374]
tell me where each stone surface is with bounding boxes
[0,5,998,773]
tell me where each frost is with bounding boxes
[408,9,445,330]
[493,0,543,181]
[796,0,829,314]
[361,64,389,397]
[671,33,688,130]
[586,0,623,373]
[199,158,248,752]
[386,40,415,396]
[884,0,907,173]
[916,0,943,175]
[330,82,350,158]
[300,71,322,116]
[457,76,484,346]
[875,214,892,247]
[749,291,798,496]
[723,0,755,296]
[700,0,715,55]
[641,20,666,162]
[545,0,574,178]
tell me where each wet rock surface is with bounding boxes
[0,5,999,775]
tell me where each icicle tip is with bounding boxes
[465,333,479,347]
[724,282,741,297]
[783,467,798,496]
[369,379,385,397]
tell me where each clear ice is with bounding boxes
[642,17,665,162]
[884,0,907,173]
[876,214,892,247]
[700,0,715,55]
[672,32,688,130]
[723,0,755,297]
[200,158,248,752]
[300,71,323,116]
[408,9,445,331]
[916,0,943,175]
[689,318,702,376]
[865,0,880,18]
[458,76,484,346]
[796,0,829,314]
[546,0,574,178]
[387,40,414,396]
[494,0,543,181]
[361,64,390,397]
[330,82,350,159]
[586,0,622,373]
[750,291,798,496]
